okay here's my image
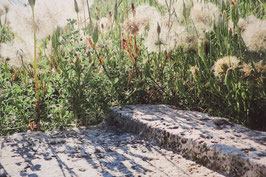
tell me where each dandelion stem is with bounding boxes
[86,0,92,25]
[123,0,127,19]
[29,0,40,129]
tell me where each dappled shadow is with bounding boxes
[73,127,154,176]
[121,104,266,147]
[0,132,77,177]
[2,104,265,177]
[0,124,187,177]
[110,105,266,177]
[0,162,10,177]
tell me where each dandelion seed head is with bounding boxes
[165,19,198,52]
[0,39,33,66]
[240,60,266,77]
[144,23,166,53]
[79,0,94,8]
[242,18,266,52]
[8,0,95,39]
[190,66,200,77]
[162,22,187,51]
[123,18,144,36]
[0,0,10,15]
[173,0,197,22]
[144,19,184,53]
[212,56,240,78]
[99,16,113,33]
[190,2,220,34]
[156,0,169,6]
[128,4,162,35]
[246,15,261,24]
[240,62,253,77]
[8,5,51,40]
[254,60,266,74]
[157,0,197,23]
[76,0,94,24]
[237,18,247,32]
[0,0,11,23]
[144,15,198,53]
[237,15,260,33]
[182,28,198,51]
[2,0,94,65]
[44,0,94,27]
[227,19,234,30]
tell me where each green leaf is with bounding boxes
[74,0,79,13]
[113,78,119,84]
[114,0,118,21]
[52,27,61,53]
[224,71,230,90]
[92,25,99,44]
[28,0,36,7]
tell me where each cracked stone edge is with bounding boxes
[107,106,266,177]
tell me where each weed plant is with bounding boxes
[0,0,266,135]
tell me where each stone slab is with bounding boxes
[0,124,224,177]
[108,105,266,177]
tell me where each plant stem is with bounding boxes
[30,3,40,128]
[86,0,92,25]
[123,0,127,19]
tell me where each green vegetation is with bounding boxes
[0,0,265,135]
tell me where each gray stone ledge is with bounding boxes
[0,124,224,177]
[107,104,266,177]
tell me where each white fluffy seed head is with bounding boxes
[212,56,240,78]
[156,0,198,24]
[190,2,220,34]
[1,0,94,65]
[7,0,95,39]
[144,15,198,53]
[241,17,266,52]
[99,17,113,33]
[0,0,10,14]
[254,60,266,74]
[238,15,260,33]
[0,0,11,23]
[0,38,33,66]
[156,0,169,6]
[240,62,253,77]
[190,66,200,77]
[128,4,162,35]
[173,0,197,22]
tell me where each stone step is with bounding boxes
[0,125,224,177]
[107,105,266,177]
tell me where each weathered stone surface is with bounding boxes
[0,124,224,177]
[108,104,266,177]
